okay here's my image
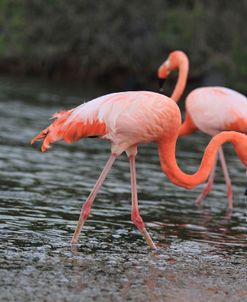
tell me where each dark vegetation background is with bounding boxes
[0,0,246,92]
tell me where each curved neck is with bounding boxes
[158,132,245,189]
[171,55,189,102]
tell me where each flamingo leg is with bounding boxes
[195,154,218,207]
[218,147,233,209]
[129,155,157,249]
[71,153,117,244]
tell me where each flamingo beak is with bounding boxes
[159,78,165,93]
[244,169,247,196]
[158,59,170,93]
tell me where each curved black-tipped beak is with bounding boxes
[244,169,247,196]
[159,78,165,93]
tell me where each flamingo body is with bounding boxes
[32,91,180,154]
[186,87,247,135]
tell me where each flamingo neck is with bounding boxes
[170,54,189,102]
[158,132,246,189]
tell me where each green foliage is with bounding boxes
[0,0,246,92]
[229,50,247,92]
[0,0,27,57]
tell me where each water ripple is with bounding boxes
[1,76,247,301]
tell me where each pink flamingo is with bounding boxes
[31,91,247,249]
[158,50,247,209]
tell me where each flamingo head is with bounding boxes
[157,50,186,92]
[157,57,171,92]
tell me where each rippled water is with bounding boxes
[0,76,247,301]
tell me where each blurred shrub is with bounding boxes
[0,0,246,92]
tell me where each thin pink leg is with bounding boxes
[129,155,157,249]
[195,155,217,207]
[71,153,117,244]
[218,147,233,209]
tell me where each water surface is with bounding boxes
[0,76,247,302]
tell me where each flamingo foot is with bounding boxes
[131,208,157,250]
[141,228,157,250]
[71,201,92,244]
[71,217,86,244]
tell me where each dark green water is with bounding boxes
[0,76,247,302]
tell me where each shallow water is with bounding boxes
[0,76,247,302]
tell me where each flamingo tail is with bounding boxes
[31,110,107,152]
